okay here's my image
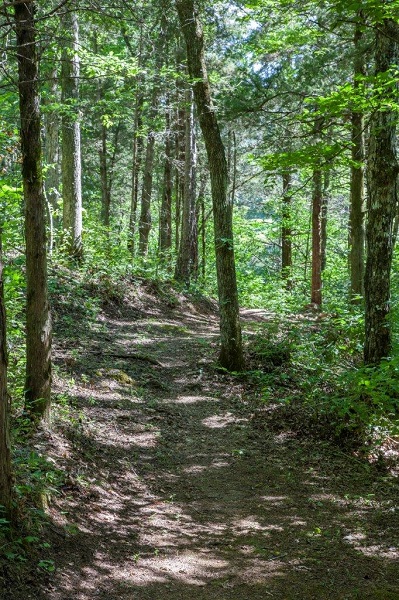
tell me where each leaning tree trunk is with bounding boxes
[15,1,52,420]
[350,14,366,301]
[364,17,399,365]
[0,229,12,518]
[61,9,83,259]
[176,0,244,370]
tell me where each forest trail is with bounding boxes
[16,286,399,600]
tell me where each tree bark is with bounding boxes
[175,87,198,283]
[281,171,292,289]
[159,105,173,259]
[138,126,156,256]
[61,9,83,259]
[0,229,12,518]
[311,167,323,307]
[128,95,144,254]
[350,14,366,301]
[176,0,244,370]
[15,1,52,420]
[364,17,399,365]
[321,170,329,272]
[43,66,60,234]
[99,125,110,227]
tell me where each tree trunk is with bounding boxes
[0,229,12,518]
[176,0,244,371]
[364,18,399,365]
[198,171,207,279]
[175,88,198,283]
[321,170,329,272]
[15,1,52,420]
[349,15,366,301]
[43,66,60,233]
[311,167,323,307]
[128,96,144,254]
[281,171,292,289]
[61,9,83,259]
[159,105,173,259]
[99,125,111,227]
[174,78,186,257]
[138,128,156,256]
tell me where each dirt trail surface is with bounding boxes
[10,285,399,599]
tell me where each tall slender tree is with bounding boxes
[281,171,293,289]
[364,15,399,364]
[175,87,198,283]
[15,0,52,420]
[61,8,83,259]
[176,0,244,370]
[0,229,12,518]
[349,13,366,301]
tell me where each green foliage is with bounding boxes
[248,301,399,448]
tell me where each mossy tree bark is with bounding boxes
[15,1,52,420]
[364,17,399,365]
[176,0,244,370]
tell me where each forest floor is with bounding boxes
[4,280,399,599]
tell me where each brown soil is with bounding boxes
[5,283,399,599]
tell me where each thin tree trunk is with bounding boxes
[159,105,173,259]
[198,172,207,279]
[321,170,329,272]
[99,125,111,227]
[175,87,198,283]
[350,14,366,301]
[15,1,52,420]
[43,66,60,232]
[175,78,186,257]
[138,127,156,256]
[311,167,323,307]
[364,17,399,365]
[128,97,144,254]
[0,229,12,518]
[281,171,292,289]
[176,0,244,370]
[61,9,83,259]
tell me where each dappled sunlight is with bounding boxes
[232,516,284,535]
[164,395,219,405]
[115,550,230,587]
[44,290,399,600]
[202,412,247,429]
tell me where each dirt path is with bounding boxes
[18,291,399,599]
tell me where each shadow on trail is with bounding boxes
[40,302,399,600]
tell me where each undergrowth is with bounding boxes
[246,307,399,453]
